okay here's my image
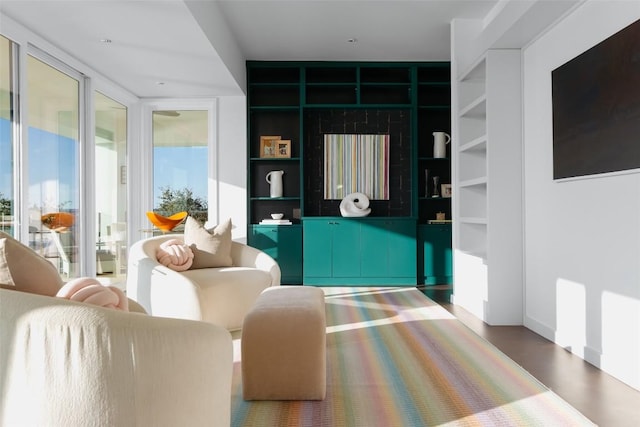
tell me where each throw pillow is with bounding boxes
[184,216,233,269]
[0,231,64,296]
[156,238,194,271]
[56,277,129,311]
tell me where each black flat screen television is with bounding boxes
[552,18,640,179]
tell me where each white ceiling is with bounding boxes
[217,0,497,61]
[0,0,501,99]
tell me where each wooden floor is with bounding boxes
[422,286,640,427]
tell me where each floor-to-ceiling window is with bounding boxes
[0,35,15,236]
[95,91,127,281]
[151,110,209,226]
[3,18,220,284]
[27,54,81,278]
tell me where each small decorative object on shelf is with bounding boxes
[424,169,430,197]
[266,170,284,198]
[432,131,451,158]
[276,140,291,158]
[146,211,188,232]
[428,218,452,224]
[432,176,441,197]
[339,192,371,217]
[441,184,452,198]
[259,135,281,158]
[428,212,452,224]
[259,218,293,225]
[261,211,291,225]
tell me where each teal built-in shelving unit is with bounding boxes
[246,61,452,286]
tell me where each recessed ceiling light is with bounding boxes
[156,81,166,86]
[99,38,112,43]
[347,38,358,43]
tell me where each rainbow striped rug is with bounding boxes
[231,287,594,426]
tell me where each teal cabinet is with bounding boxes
[418,224,452,285]
[303,219,360,279]
[249,225,302,284]
[361,220,416,279]
[303,218,416,286]
[301,220,332,277]
[329,220,361,277]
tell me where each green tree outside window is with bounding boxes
[156,186,208,223]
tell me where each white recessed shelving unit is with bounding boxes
[452,49,523,325]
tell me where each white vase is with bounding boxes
[266,170,284,198]
[433,131,451,158]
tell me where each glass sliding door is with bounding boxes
[95,91,127,280]
[152,110,208,229]
[27,54,81,278]
[0,35,15,236]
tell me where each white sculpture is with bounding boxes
[340,192,371,217]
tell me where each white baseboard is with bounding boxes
[523,315,556,342]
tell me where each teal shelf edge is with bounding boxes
[360,82,411,86]
[249,106,300,111]
[418,81,451,86]
[250,196,300,201]
[250,82,299,87]
[303,103,412,109]
[418,157,450,161]
[250,223,302,227]
[306,82,356,86]
[418,105,451,110]
[250,157,300,161]
[301,216,417,221]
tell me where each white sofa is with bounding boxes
[127,235,281,332]
[0,288,233,427]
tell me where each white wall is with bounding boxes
[522,0,640,390]
[216,96,248,242]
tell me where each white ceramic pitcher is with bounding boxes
[266,170,284,198]
[433,131,451,158]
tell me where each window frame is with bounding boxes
[141,99,218,230]
[1,16,140,278]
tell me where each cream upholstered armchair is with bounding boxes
[127,232,281,332]
[0,230,233,427]
[1,289,233,427]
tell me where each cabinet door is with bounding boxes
[249,225,302,284]
[360,221,389,277]
[420,224,452,284]
[331,220,361,277]
[386,220,417,277]
[275,226,303,283]
[303,220,333,278]
[361,220,416,278]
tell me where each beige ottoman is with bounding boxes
[242,286,326,400]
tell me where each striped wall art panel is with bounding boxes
[323,134,390,200]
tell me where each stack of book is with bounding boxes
[259,219,293,225]
[427,219,452,224]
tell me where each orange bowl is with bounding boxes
[146,211,188,232]
[41,212,75,231]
